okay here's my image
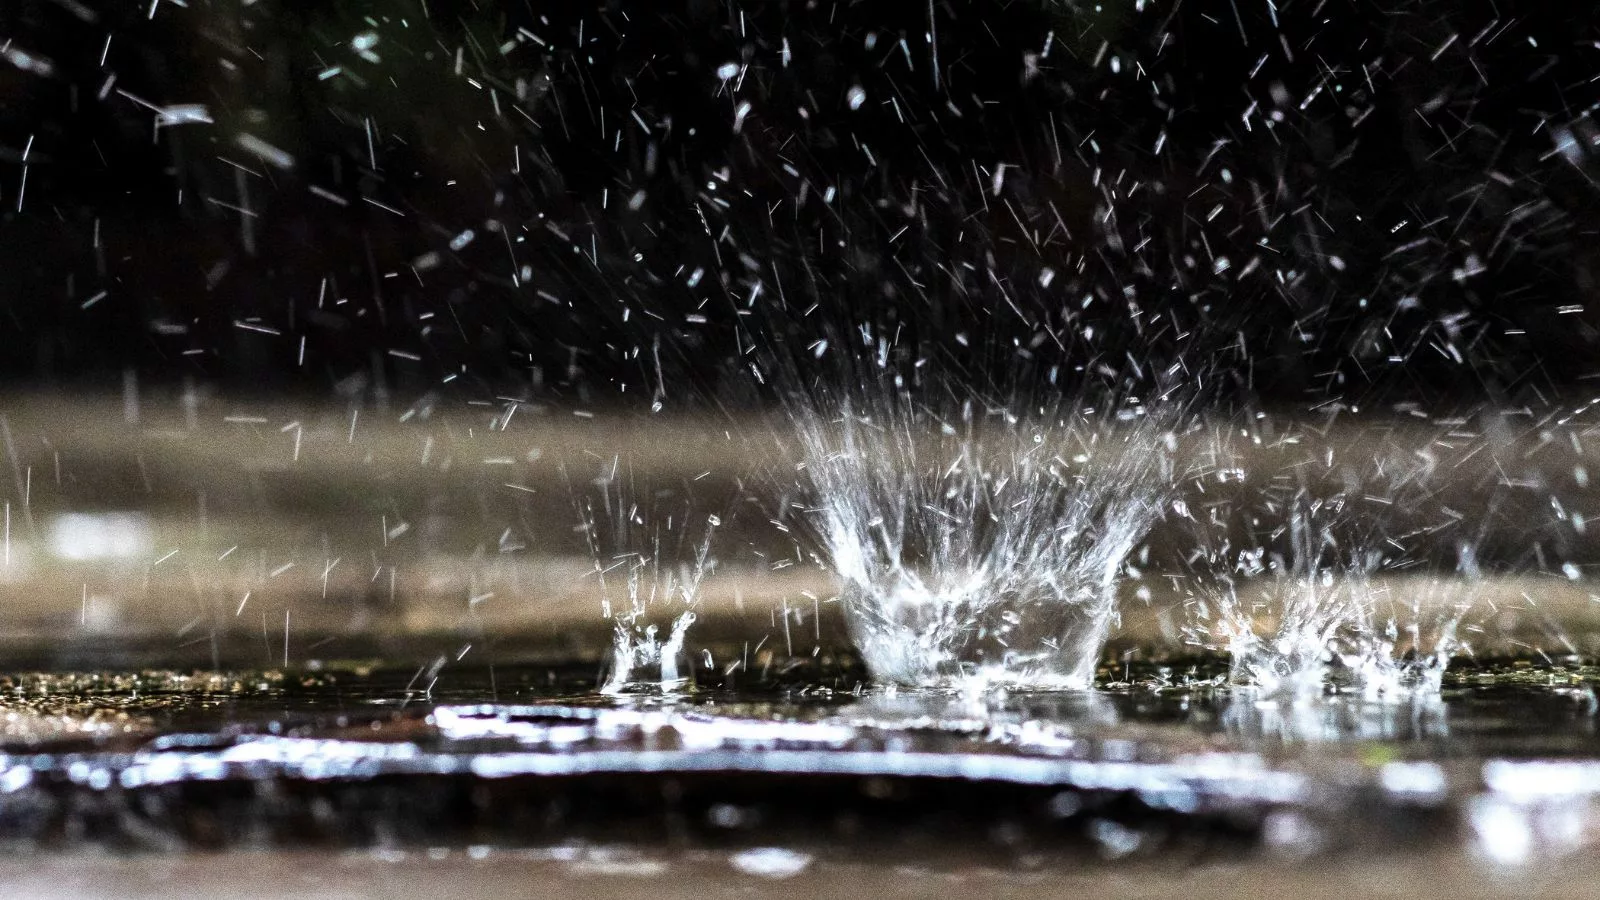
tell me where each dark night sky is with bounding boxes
[1,0,1597,410]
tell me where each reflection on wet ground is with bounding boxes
[0,654,1595,870]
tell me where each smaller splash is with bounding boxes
[1338,547,1482,701]
[1183,416,1489,704]
[1194,518,1481,702]
[603,610,698,695]
[572,473,719,696]
[1213,545,1386,702]
[599,532,715,695]
[1220,584,1348,702]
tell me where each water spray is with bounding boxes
[568,464,720,695]
[789,385,1178,691]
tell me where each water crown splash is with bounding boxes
[793,390,1176,691]
[571,470,718,696]
[1186,425,1486,702]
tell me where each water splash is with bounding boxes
[792,389,1175,691]
[597,531,715,695]
[570,468,719,696]
[1192,494,1482,702]
[1219,577,1355,702]
[1338,547,1482,701]
[603,609,698,695]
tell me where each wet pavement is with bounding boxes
[0,655,1595,879]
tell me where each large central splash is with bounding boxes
[792,390,1176,690]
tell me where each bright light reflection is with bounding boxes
[49,512,153,561]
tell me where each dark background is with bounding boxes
[1,0,1597,410]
